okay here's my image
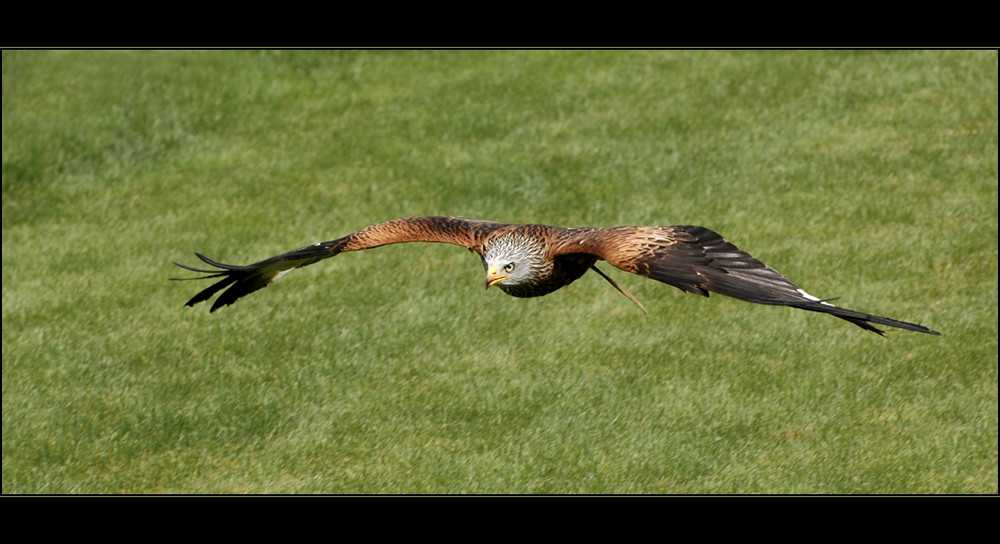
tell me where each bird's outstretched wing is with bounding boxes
[559,225,939,335]
[173,216,505,312]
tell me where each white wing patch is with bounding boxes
[272,269,294,283]
[797,288,835,306]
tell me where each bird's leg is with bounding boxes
[590,265,647,315]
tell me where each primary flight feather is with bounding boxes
[173,216,939,336]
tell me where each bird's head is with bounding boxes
[482,234,546,291]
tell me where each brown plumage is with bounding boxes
[173,216,939,335]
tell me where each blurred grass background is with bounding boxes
[2,50,996,493]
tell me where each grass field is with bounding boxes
[2,50,996,494]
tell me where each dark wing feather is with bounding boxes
[173,243,345,312]
[173,216,506,312]
[559,225,939,335]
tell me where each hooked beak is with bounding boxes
[485,265,510,289]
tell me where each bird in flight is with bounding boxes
[173,216,939,336]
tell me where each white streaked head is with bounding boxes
[482,235,546,289]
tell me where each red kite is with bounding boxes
[174,216,939,335]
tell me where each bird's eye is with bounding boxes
[504,262,516,273]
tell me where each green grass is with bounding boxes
[3,50,996,494]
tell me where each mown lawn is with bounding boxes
[2,49,996,493]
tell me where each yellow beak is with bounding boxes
[485,265,510,289]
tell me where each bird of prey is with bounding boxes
[173,216,939,335]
